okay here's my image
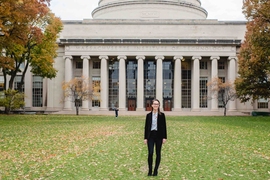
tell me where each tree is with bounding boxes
[62,77,100,115]
[207,77,237,116]
[0,0,63,91]
[235,0,270,103]
[0,0,62,113]
[0,89,25,114]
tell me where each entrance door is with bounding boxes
[164,99,172,111]
[128,99,136,111]
[145,99,152,111]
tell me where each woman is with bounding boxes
[144,99,167,176]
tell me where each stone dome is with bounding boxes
[92,0,208,19]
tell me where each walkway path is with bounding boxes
[52,110,250,116]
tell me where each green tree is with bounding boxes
[207,77,237,116]
[235,0,270,103]
[62,77,100,115]
[0,89,25,114]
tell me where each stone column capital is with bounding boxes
[136,55,145,60]
[155,55,164,60]
[228,56,238,61]
[117,56,127,60]
[81,56,91,60]
[173,56,184,61]
[64,56,73,60]
[192,56,202,61]
[99,55,109,60]
[210,56,220,61]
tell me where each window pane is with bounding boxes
[182,68,191,108]
[200,61,207,69]
[258,98,268,109]
[109,60,119,109]
[144,61,156,99]
[93,61,101,69]
[200,77,208,108]
[218,61,225,69]
[76,61,83,69]
[32,76,43,107]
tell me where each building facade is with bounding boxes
[2,0,269,114]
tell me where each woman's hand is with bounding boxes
[144,139,147,144]
[162,139,166,144]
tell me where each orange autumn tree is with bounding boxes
[0,0,62,113]
[0,0,63,90]
[207,77,237,116]
[62,77,100,115]
[235,0,270,103]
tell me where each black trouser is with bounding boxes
[147,131,163,174]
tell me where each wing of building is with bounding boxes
[3,0,268,115]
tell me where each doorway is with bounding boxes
[128,99,136,111]
[164,99,172,111]
[145,99,152,111]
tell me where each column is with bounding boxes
[99,56,109,111]
[228,56,237,111]
[118,56,127,111]
[46,79,54,111]
[191,56,201,111]
[46,77,54,111]
[64,56,73,110]
[173,56,183,111]
[210,56,220,111]
[136,55,145,111]
[253,100,258,110]
[81,55,90,111]
[24,65,32,109]
[155,56,164,111]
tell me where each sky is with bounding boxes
[50,0,246,21]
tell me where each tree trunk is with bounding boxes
[8,74,15,90]
[76,106,79,115]
[3,70,7,91]
[224,107,227,116]
[18,61,29,92]
[4,91,11,114]
[4,107,11,114]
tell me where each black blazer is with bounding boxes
[144,112,167,140]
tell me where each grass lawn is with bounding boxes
[0,115,269,180]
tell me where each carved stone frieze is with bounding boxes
[65,45,236,53]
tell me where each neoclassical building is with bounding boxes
[2,0,268,114]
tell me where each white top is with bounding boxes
[98,0,202,7]
[92,0,207,19]
[151,112,158,131]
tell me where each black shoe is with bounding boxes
[148,170,152,176]
[153,170,158,176]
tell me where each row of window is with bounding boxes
[75,60,226,70]
[200,61,225,70]
[76,61,101,69]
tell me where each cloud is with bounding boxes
[202,0,245,20]
[50,0,99,20]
